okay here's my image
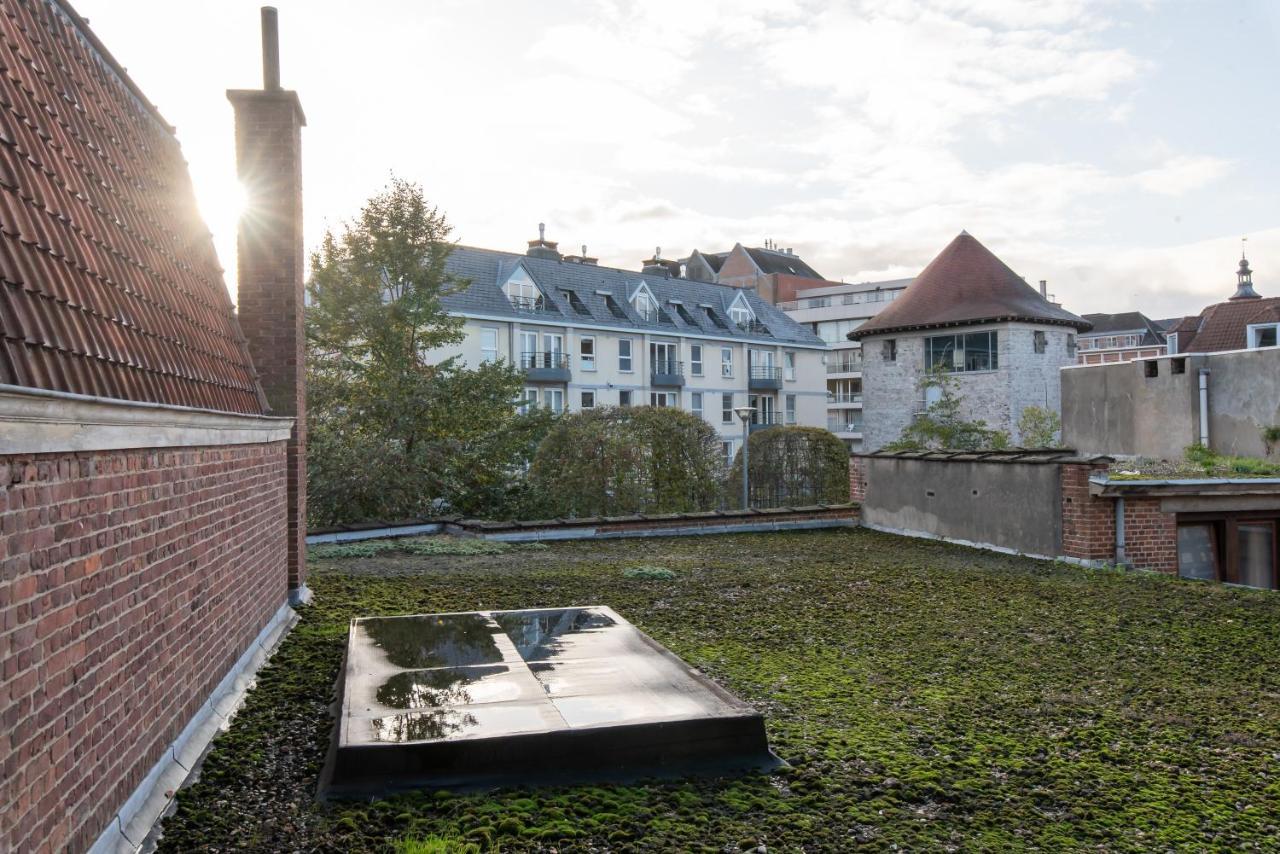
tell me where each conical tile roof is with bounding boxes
[851,232,1090,339]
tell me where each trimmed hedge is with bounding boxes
[730,426,850,508]
[526,406,726,518]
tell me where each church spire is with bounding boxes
[1230,240,1261,300]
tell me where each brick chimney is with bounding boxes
[228,7,310,603]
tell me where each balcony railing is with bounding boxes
[748,365,783,390]
[827,418,863,433]
[508,295,557,314]
[521,351,571,382]
[826,392,863,404]
[736,319,771,336]
[749,412,782,432]
[826,355,863,373]
[650,359,685,387]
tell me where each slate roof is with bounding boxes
[1172,297,1280,353]
[693,250,726,273]
[743,247,824,279]
[441,245,826,347]
[1080,312,1166,345]
[850,232,1091,339]
[0,0,267,414]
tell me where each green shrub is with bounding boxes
[623,565,677,580]
[1016,405,1062,448]
[393,837,481,854]
[1262,425,1280,456]
[526,406,726,518]
[729,426,850,508]
[309,535,546,560]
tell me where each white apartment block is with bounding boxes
[777,278,912,451]
[428,234,830,463]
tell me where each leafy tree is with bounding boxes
[1016,405,1062,448]
[729,426,850,508]
[305,178,553,525]
[883,366,1009,451]
[526,406,726,518]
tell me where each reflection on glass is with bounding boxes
[1237,523,1275,589]
[1177,524,1217,581]
[361,614,503,668]
[377,665,508,710]
[371,709,479,743]
[494,608,616,661]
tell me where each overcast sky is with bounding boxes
[75,0,1279,319]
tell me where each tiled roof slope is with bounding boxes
[743,247,824,279]
[0,0,267,414]
[851,232,1090,339]
[441,245,826,347]
[1174,297,1280,353]
[1081,312,1165,345]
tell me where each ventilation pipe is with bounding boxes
[1115,497,1126,567]
[1198,368,1211,447]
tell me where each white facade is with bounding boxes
[778,279,911,451]
[426,315,828,462]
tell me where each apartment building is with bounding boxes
[1076,312,1168,364]
[777,278,913,450]
[427,230,829,462]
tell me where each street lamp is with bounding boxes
[733,405,757,510]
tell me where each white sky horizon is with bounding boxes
[73,0,1280,320]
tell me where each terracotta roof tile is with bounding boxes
[851,232,1090,339]
[0,0,266,413]
[1179,296,1280,353]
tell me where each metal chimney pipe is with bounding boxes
[261,7,281,90]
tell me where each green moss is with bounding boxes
[158,529,1280,852]
[622,564,677,580]
[308,535,546,560]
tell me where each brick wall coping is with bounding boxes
[0,384,294,453]
[1089,473,1280,497]
[854,449,1114,466]
[307,504,860,543]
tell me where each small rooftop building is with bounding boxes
[851,232,1091,449]
[1076,312,1168,364]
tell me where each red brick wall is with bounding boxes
[0,443,288,853]
[1060,462,1114,561]
[849,456,866,503]
[1121,497,1178,574]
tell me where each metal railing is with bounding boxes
[826,392,863,404]
[749,366,782,381]
[826,355,863,373]
[650,359,684,376]
[508,295,554,314]
[750,411,783,428]
[521,352,569,370]
[827,418,863,433]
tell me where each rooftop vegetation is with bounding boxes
[158,529,1280,852]
[1109,444,1280,480]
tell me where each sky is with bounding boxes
[74,0,1280,320]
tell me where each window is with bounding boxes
[785,394,797,425]
[721,346,734,377]
[619,390,632,407]
[480,327,499,363]
[1248,324,1279,349]
[632,288,657,322]
[503,267,544,311]
[1178,516,1278,589]
[1166,332,1178,355]
[1144,360,1158,378]
[519,330,538,368]
[690,345,703,376]
[650,341,678,375]
[1067,335,1077,357]
[538,333,563,369]
[518,388,538,413]
[691,392,703,418]
[721,441,735,467]
[722,393,734,424]
[784,352,796,381]
[816,319,863,344]
[1033,330,1047,354]
[561,289,592,317]
[883,339,896,361]
[580,336,596,371]
[650,391,677,407]
[618,338,633,372]
[544,388,564,414]
[728,301,753,327]
[807,296,831,308]
[603,294,629,319]
[674,303,700,327]
[703,306,729,330]
[924,331,998,372]
[581,390,595,409]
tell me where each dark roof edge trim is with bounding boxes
[850,314,1092,340]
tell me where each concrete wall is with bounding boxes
[860,322,1077,450]
[1062,348,1280,459]
[856,455,1065,556]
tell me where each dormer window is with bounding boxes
[503,266,545,312]
[727,292,755,330]
[631,284,658,322]
[1248,323,1279,349]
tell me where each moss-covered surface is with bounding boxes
[157,529,1280,852]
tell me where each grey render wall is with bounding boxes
[860,322,1077,450]
[1062,348,1280,459]
[858,456,1064,556]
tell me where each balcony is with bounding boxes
[749,412,783,433]
[826,392,863,406]
[827,418,864,435]
[825,354,863,374]
[522,352,571,383]
[748,365,783,390]
[650,359,685,387]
